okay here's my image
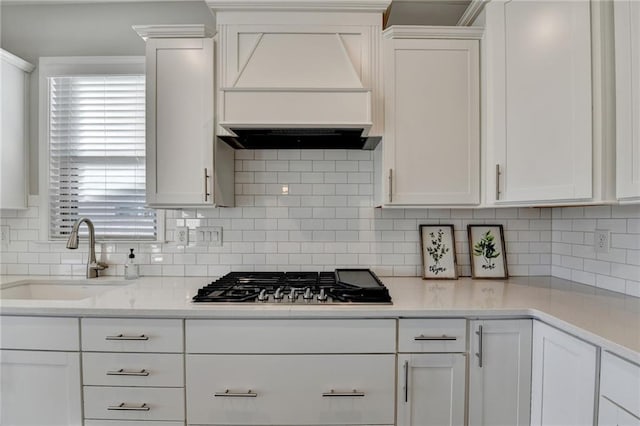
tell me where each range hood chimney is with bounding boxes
[209,0,388,149]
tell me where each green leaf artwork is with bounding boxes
[472,230,501,270]
[426,229,450,275]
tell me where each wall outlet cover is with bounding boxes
[0,225,9,245]
[176,226,189,244]
[594,229,610,253]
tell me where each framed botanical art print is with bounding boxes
[467,224,508,279]
[419,225,458,279]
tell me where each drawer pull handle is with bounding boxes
[414,334,458,341]
[105,334,149,341]
[107,403,150,411]
[214,389,258,398]
[322,389,365,397]
[106,369,150,377]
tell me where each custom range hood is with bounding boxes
[209,0,389,149]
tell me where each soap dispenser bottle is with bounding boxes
[124,248,139,280]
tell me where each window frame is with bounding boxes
[38,56,164,243]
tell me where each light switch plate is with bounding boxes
[196,226,223,246]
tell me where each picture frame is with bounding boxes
[419,225,458,280]
[467,224,509,279]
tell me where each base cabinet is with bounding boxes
[186,354,395,425]
[468,319,532,426]
[397,353,466,426]
[531,320,597,426]
[0,350,82,426]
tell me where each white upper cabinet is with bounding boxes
[614,0,640,202]
[135,25,234,208]
[0,49,34,210]
[376,27,481,207]
[482,0,615,205]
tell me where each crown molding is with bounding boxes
[383,25,483,39]
[133,24,215,40]
[0,49,35,72]
[2,0,200,4]
[206,0,391,13]
[457,0,488,26]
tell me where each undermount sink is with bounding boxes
[0,280,129,301]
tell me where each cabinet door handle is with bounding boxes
[322,389,365,397]
[495,164,501,200]
[475,325,484,368]
[204,168,211,202]
[214,389,257,398]
[106,368,149,377]
[403,360,409,403]
[414,334,458,341]
[388,169,393,203]
[107,403,150,411]
[105,334,149,341]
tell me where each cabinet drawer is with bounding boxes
[82,318,183,353]
[83,353,183,387]
[186,354,395,425]
[84,386,184,421]
[1,316,79,351]
[398,319,466,352]
[601,351,640,418]
[186,319,395,353]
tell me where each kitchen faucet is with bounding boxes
[65,217,108,278]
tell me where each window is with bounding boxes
[40,57,160,241]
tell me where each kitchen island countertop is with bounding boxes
[1,274,639,362]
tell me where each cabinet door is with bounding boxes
[0,349,82,426]
[614,0,640,201]
[383,38,480,205]
[531,321,597,426]
[468,319,532,426]
[397,353,466,426]
[145,37,215,207]
[487,0,593,203]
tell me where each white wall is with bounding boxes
[0,1,215,193]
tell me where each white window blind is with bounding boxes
[48,74,156,240]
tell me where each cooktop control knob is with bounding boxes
[317,288,328,302]
[273,287,284,300]
[288,288,298,301]
[257,289,268,302]
[303,287,313,300]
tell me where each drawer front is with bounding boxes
[398,319,466,353]
[0,316,79,351]
[83,353,183,387]
[601,351,640,418]
[82,318,183,353]
[84,386,184,421]
[186,319,395,353]
[186,354,395,425]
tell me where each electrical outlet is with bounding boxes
[176,226,189,244]
[0,225,9,245]
[594,229,610,253]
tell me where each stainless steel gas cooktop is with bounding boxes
[192,269,392,304]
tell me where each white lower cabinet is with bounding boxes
[0,316,81,426]
[598,351,640,426]
[531,320,598,426]
[0,349,82,426]
[186,354,395,425]
[468,319,532,426]
[397,353,466,426]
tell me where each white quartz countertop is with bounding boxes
[1,275,639,362]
